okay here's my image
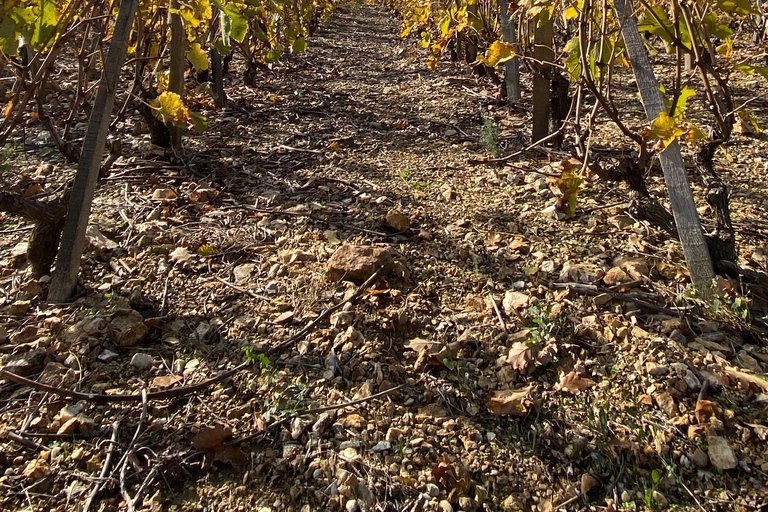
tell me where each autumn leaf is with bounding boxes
[722,368,768,393]
[555,371,596,394]
[487,385,533,416]
[645,111,686,148]
[555,165,583,218]
[169,246,195,266]
[152,91,189,125]
[186,42,209,72]
[192,423,232,450]
[152,375,182,389]
[694,399,721,425]
[477,40,516,67]
[501,342,539,374]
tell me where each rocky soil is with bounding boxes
[1,3,768,512]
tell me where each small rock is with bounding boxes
[708,435,738,469]
[669,329,686,343]
[603,266,631,286]
[345,499,361,512]
[265,281,279,294]
[130,353,154,371]
[5,351,47,376]
[457,496,477,511]
[652,490,668,508]
[425,483,440,497]
[691,448,709,468]
[326,245,397,284]
[621,490,633,503]
[683,370,701,390]
[98,349,119,363]
[438,500,453,512]
[385,209,410,232]
[110,310,147,347]
[371,441,392,453]
[646,362,670,376]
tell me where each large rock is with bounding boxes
[5,351,47,376]
[109,310,148,347]
[326,245,396,284]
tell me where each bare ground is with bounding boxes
[1,4,768,512]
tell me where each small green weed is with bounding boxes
[480,110,501,157]
[411,180,428,191]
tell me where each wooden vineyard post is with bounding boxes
[499,0,520,104]
[615,0,715,297]
[169,0,186,149]
[210,4,227,108]
[48,0,138,303]
[532,17,553,142]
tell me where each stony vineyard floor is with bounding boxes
[1,3,768,512]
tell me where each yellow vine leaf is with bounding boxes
[557,165,583,218]
[152,92,189,125]
[478,40,516,67]
[564,0,582,19]
[186,43,209,72]
[647,111,686,148]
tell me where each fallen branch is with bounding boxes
[214,276,270,301]
[83,421,120,512]
[552,282,683,316]
[0,267,385,403]
[7,431,48,452]
[228,383,404,447]
[118,390,148,512]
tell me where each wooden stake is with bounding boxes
[169,0,186,150]
[48,0,137,303]
[532,17,553,142]
[499,0,520,104]
[615,0,714,297]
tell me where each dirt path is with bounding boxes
[1,3,767,512]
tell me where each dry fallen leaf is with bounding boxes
[746,423,768,441]
[169,247,195,266]
[555,371,596,395]
[192,424,232,451]
[501,342,538,374]
[431,455,468,493]
[694,399,721,425]
[212,444,248,467]
[722,368,768,393]
[487,385,533,416]
[152,375,183,389]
